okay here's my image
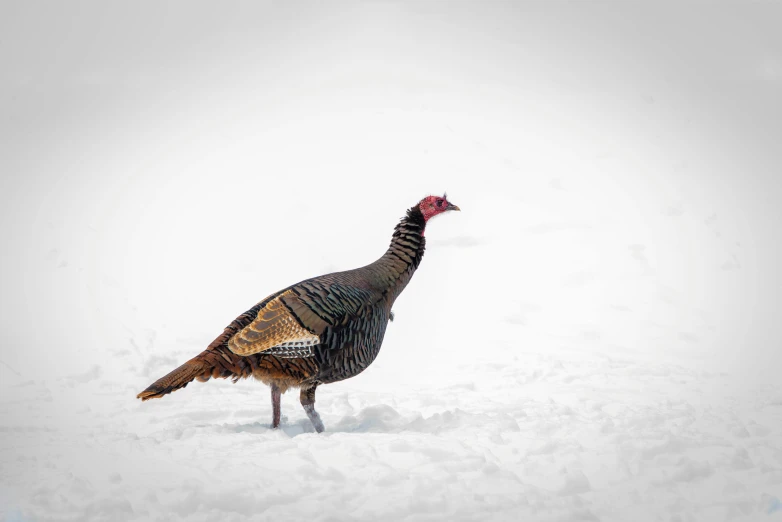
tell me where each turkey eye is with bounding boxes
[436,199,443,207]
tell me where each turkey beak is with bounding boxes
[447,202,460,212]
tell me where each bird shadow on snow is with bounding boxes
[189,418,322,438]
[331,404,518,435]
[189,404,510,438]
[297,405,516,436]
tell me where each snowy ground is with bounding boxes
[2,339,781,521]
[3,1,782,521]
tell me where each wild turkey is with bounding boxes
[137,194,460,432]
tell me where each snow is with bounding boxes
[2,347,781,521]
[2,1,782,521]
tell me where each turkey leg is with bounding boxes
[271,383,281,428]
[300,384,325,433]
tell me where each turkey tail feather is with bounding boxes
[136,357,208,401]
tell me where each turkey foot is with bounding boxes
[271,383,281,428]
[303,404,324,433]
[301,384,325,433]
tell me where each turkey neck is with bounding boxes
[365,205,427,306]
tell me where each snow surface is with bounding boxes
[2,345,781,521]
[2,1,782,521]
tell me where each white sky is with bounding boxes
[1,1,781,386]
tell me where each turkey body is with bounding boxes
[137,198,454,433]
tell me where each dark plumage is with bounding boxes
[137,194,460,432]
